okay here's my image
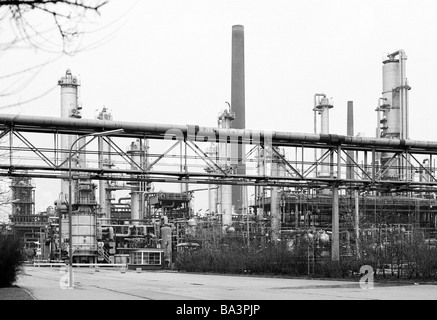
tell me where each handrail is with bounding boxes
[33,262,127,267]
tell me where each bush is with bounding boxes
[0,234,25,287]
[175,238,313,276]
[175,232,437,281]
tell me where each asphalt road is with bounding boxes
[16,266,437,300]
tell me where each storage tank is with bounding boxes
[61,211,97,261]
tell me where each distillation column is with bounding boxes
[58,70,83,203]
[58,70,98,263]
[97,107,113,220]
[128,140,144,225]
[218,109,235,228]
[378,50,411,180]
[314,97,334,177]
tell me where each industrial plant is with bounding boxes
[2,26,437,275]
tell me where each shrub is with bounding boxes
[174,232,437,281]
[0,234,25,287]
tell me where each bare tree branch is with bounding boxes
[0,0,109,54]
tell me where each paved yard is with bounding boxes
[11,266,437,300]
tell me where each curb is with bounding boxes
[20,287,37,300]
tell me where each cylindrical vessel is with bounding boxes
[61,212,97,260]
[161,226,172,267]
[59,70,80,202]
[221,184,233,227]
[128,140,143,225]
[382,60,401,137]
[97,108,113,219]
[218,110,234,227]
[381,58,402,179]
[319,98,331,135]
[317,97,333,177]
[208,184,217,215]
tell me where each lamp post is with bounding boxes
[67,129,123,289]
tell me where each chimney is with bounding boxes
[231,25,246,215]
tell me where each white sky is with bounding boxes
[1,0,437,214]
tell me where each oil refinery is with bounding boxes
[2,26,437,274]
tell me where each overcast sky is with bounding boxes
[1,0,437,215]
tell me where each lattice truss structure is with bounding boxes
[0,114,437,194]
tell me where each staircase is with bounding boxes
[98,247,112,264]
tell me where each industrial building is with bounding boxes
[3,26,437,273]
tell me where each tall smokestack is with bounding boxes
[231,25,245,130]
[346,101,354,181]
[347,101,354,136]
[231,25,246,215]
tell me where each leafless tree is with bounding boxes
[0,0,109,54]
[0,0,118,109]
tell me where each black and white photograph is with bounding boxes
[0,0,436,308]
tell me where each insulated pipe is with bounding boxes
[331,185,340,261]
[206,145,218,215]
[115,226,131,237]
[398,50,408,140]
[355,190,360,258]
[397,50,410,181]
[2,114,437,149]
